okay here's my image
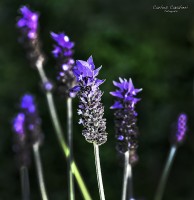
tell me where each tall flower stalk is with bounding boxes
[17,94,48,200]
[13,94,47,200]
[71,56,108,200]
[16,5,91,200]
[154,113,188,200]
[51,32,76,200]
[13,113,31,200]
[110,78,142,200]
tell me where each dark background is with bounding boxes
[0,0,194,199]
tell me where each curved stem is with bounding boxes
[122,151,129,200]
[33,143,48,200]
[154,145,177,200]
[93,143,106,200]
[67,97,74,200]
[36,63,92,200]
[20,166,30,200]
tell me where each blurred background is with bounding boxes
[0,0,194,199]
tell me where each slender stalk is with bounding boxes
[122,151,129,200]
[154,145,177,200]
[33,143,48,200]
[20,166,30,200]
[36,61,92,200]
[127,162,133,200]
[93,143,106,200]
[67,97,74,200]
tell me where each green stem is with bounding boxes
[154,145,177,200]
[67,97,74,200]
[93,143,106,200]
[36,61,92,200]
[20,166,30,200]
[33,143,48,200]
[122,151,129,200]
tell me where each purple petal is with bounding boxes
[113,81,124,90]
[20,6,32,17]
[17,19,26,27]
[119,77,124,83]
[110,91,123,98]
[64,49,73,57]
[95,79,105,87]
[87,56,95,70]
[110,101,123,109]
[70,85,81,92]
[93,66,102,76]
[50,32,58,40]
[52,45,61,57]
[76,60,89,68]
[64,41,74,49]
[13,113,25,135]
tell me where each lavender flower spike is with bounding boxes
[20,94,43,145]
[17,5,39,39]
[175,113,187,144]
[110,78,142,156]
[17,5,45,69]
[51,32,76,97]
[71,56,107,145]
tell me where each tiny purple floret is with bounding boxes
[13,113,25,135]
[21,94,36,113]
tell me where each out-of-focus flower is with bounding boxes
[12,94,43,167]
[16,5,45,69]
[175,113,187,144]
[20,94,43,145]
[110,78,142,163]
[13,113,25,135]
[51,32,76,97]
[71,56,107,145]
[17,6,39,39]
[21,94,36,113]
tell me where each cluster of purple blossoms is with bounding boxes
[13,94,43,167]
[110,78,142,159]
[17,5,44,68]
[17,6,39,39]
[51,32,76,97]
[175,113,187,144]
[71,56,107,145]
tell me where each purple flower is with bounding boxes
[13,113,25,135]
[110,78,142,161]
[175,113,187,143]
[16,5,45,68]
[51,32,74,57]
[110,78,142,108]
[71,56,107,145]
[51,32,76,97]
[21,94,36,113]
[17,6,39,39]
[12,94,43,167]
